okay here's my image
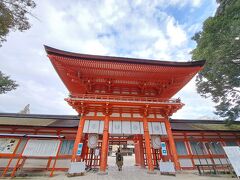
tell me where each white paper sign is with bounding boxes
[0,138,19,154]
[223,146,240,177]
[95,148,100,156]
[22,139,60,157]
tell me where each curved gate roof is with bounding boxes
[45,45,205,99]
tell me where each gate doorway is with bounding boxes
[108,135,136,171]
[106,135,164,171]
[78,133,167,171]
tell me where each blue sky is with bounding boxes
[0,0,220,119]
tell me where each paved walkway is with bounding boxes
[9,156,236,180]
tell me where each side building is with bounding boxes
[0,113,239,172]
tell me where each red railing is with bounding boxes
[66,94,182,104]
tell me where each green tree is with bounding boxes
[0,0,36,47]
[191,0,240,124]
[0,0,36,93]
[0,71,18,94]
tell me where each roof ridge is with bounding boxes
[44,45,206,67]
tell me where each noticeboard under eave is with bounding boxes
[22,139,60,157]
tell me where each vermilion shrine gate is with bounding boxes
[45,45,205,174]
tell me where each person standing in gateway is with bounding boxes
[116,148,123,171]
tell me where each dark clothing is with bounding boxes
[116,152,123,171]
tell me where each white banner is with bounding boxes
[0,138,19,154]
[22,139,60,157]
[112,121,122,134]
[148,122,167,135]
[84,120,144,135]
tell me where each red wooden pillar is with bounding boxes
[50,140,62,177]
[105,132,109,168]
[99,114,109,174]
[165,117,181,170]
[143,115,155,173]
[138,135,145,167]
[71,115,85,162]
[134,140,140,166]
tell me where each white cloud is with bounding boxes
[169,0,202,8]
[192,0,202,7]
[172,77,219,119]
[0,0,218,119]
[166,17,187,47]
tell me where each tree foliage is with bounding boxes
[0,71,18,94]
[0,0,36,93]
[191,0,240,124]
[0,0,36,47]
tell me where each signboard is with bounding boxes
[22,139,60,157]
[151,135,161,149]
[77,143,83,155]
[68,162,86,174]
[0,138,19,154]
[159,160,175,174]
[161,142,167,156]
[223,146,240,177]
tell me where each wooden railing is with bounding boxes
[66,94,182,105]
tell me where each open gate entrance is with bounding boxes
[108,135,135,169]
[80,133,172,172]
[69,114,181,175]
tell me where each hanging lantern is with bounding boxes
[88,134,99,149]
[151,135,161,149]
